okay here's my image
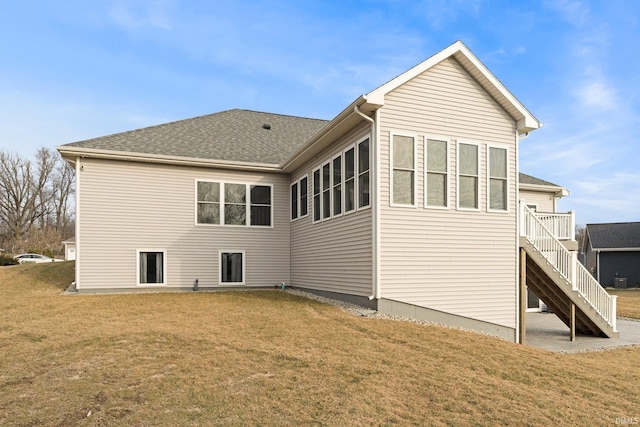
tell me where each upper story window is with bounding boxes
[197,181,221,225]
[425,138,448,208]
[457,142,479,210]
[291,176,308,221]
[313,169,321,222]
[358,138,370,208]
[488,146,508,211]
[391,134,415,206]
[344,146,356,213]
[309,137,370,223]
[299,176,308,217]
[322,162,331,219]
[250,185,272,226]
[291,181,298,220]
[225,183,246,225]
[196,181,271,227]
[333,155,342,216]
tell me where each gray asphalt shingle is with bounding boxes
[586,222,640,249]
[518,172,560,187]
[63,109,329,165]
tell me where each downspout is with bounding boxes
[354,105,378,301]
[515,129,521,344]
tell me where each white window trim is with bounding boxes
[486,144,509,213]
[331,152,343,218]
[343,143,357,215]
[218,250,246,286]
[357,136,372,211]
[195,180,273,228]
[456,141,481,211]
[136,249,167,287]
[424,135,450,210]
[390,132,418,208]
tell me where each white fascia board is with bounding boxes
[591,247,640,252]
[56,146,281,172]
[519,182,569,197]
[280,96,382,172]
[366,41,541,134]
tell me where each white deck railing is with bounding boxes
[521,204,617,332]
[533,211,575,240]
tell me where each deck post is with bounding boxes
[519,248,526,345]
[570,302,576,341]
[611,295,618,333]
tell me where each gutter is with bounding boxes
[57,146,281,172]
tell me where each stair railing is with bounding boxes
[520,203,617,331]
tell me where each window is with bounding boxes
[250,185,271,226]
[291,176,308,221]
[291,182,298,220]
[138,251,165,285]
[344,146,355,213]
[391,134,415,206]
[313,169,321,222]
[332,155,342,216]
[220,251,244,285]
[224,183,246,225]
[425,138,448,208]
[488,147,508,211]
[197,181,220,224]
[197,181,271,227]
[322,162,331,219]
[299,176,308,217]
[458,142,479,210]
[358,138,370,208]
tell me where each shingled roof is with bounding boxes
[586,222,640,250]
[62,109,329,165]
[518,172,559,187]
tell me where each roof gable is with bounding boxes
[365,41,541,134]
[586,222,640,250]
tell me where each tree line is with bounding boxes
[0,147,74,256]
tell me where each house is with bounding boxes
[57,41,617,343]
[62,237,76,261]
[583,222,640,289]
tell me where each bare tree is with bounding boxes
[575,224,586,252]
[0,147,74,255]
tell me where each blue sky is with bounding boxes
[1,0,638,225]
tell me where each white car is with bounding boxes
[13,253,61,264]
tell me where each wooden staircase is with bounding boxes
[520,205,618,338]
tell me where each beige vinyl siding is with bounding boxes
[519,189,556,212]
[290,123,373,296]
[76,158,290,290]
[378,57,518,328]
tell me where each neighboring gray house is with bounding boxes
[58,41,617,343]
[583,222,640,288]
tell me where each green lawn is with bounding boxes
[1,262,639,426]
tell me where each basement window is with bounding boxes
[220,251,244,285]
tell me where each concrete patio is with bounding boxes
[525,312,640,353]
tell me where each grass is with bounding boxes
[608,289,640,319]
[1,263,639,426]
